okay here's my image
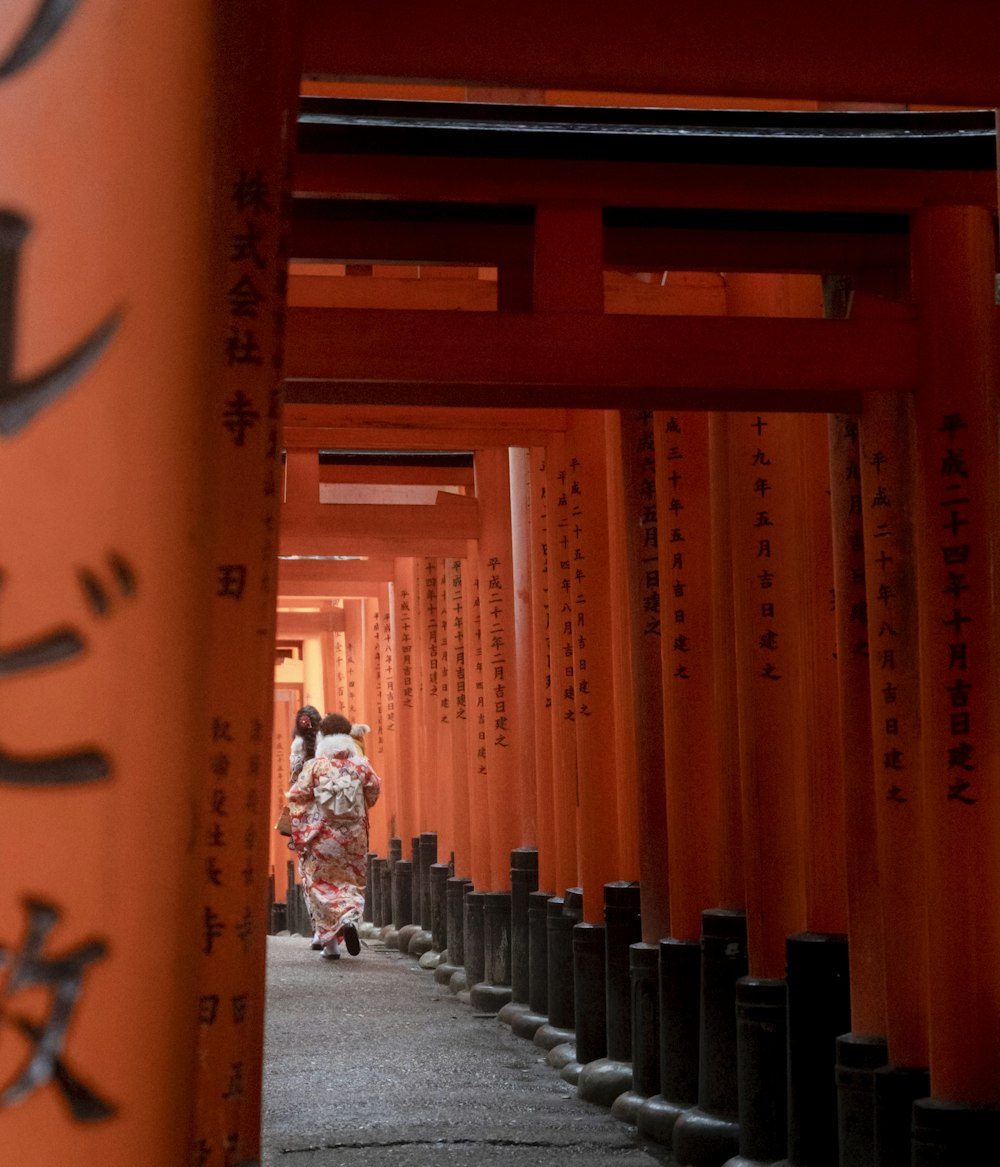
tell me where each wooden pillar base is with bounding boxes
[729,978,789,1166]
[637,937,700,1144]
[911,1098,1000,1167]
[783,933,851,1167]
[572,922,608,1069]
[470,891,513,1013]
[611,942,661,1125]
[673,910,748,1166]
[835,1034,889,1167]
[434,876,472,985]
[458,890,486,1002]
[533,893,580,1050]
[875,1065,931,1167]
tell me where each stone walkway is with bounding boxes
[262,933,670,1165]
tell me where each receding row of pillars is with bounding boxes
[358,839,996,1167]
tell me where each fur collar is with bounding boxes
[315,732,361,759]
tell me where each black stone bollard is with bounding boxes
[471,891,513,1013]
[388,859,413,951]
[611,942,660,1125]
[410,836,421,921]
[534,891,582,1051]
[499,849,539,1027]
[777,932,850,1167]
[372,858,389,928]
[407,832,436,956]
[672,908,748,1166]
[436,876,472,986]
[730,977,789,1166]
[835,1034,888,1167]
[636,936,700,1143]
[528,890,552,1014]
[875,1065,930,1167]
[419,832,437,928]
[379,861,393,934]
[430,863,450,951]
[363,852,376,923]
[510,849,539,1002]
[578,881,641,1107]
[510,889,554,1040]
[458,890,486,1001]
[388,836,402,865]
[568,922,607,1085]
[911,1098,1000,1167]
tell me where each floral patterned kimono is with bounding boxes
[287,735,381,946]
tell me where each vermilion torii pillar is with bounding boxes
[526,448,558,895]
[909,205,1000,1156]
[474,447,525,891]
[0,1,298,1163]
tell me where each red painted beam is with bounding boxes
[282,404,570,449]
[284,307,917,411]
[295,154,995,214]
[301,0,1000,107]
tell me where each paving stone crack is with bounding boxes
[281,1137,641,1153]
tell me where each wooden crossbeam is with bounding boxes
[294,154,996,215]
[278,557,397,584]
[284,307,916,411]
[291,213,909,274]
[282,405,569,449]
[276,611,346,637]
[301,1,1000,107]
[281,493,479,558]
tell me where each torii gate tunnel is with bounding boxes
[5,4,1000,1166]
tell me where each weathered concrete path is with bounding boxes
[263,934,670,1166]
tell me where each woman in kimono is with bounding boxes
[287,712,381,960]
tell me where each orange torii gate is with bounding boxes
[10,5,1000,1164]
[276,94,1000,1167]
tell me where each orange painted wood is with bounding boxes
[380,583,402,849]
[282,404,569,449]
[533,203,603,314]
[302,1,1000,106]
[545,432,581,895]
[446,558,473,874]
[796,414,849,933]
[431,558,455,863]
[618,411,671,942]
[708,414,745,909]
[279,556,396,586]
[656,411,722,941]
[827,413,887,1040]
[509,448,539,850]
[281,492,479,558]
[409,564,432,834]
[728,407,808,978]
[564,412,622,922]
[270,696,296,880]
[859,391,928,1064]
[464,541,493,890]
[911,205,1000,1105]
[0,8,219,1130]
[284,307,916,403]
[318,463,475,488]
[604,414,640,882]
[392,558,419,846]
[475,449,524,890]
[276,611,345,637]
[289,211,908,276]
[294,154,995,217]
[528,448,558,894]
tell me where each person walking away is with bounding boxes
[287,714,381,959]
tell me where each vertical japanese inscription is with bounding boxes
[0,0,120,1121]
[935,413,978,804]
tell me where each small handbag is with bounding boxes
[274,806,292,836]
